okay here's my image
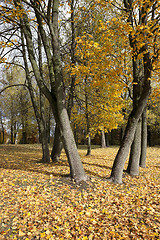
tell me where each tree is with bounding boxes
[10,0,87,182]
[109,0,160,183]
[21,29,51,162]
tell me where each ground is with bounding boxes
[0,144,160,240]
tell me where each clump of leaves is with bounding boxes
[0,145,159,239]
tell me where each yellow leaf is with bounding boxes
[19,230,25,237]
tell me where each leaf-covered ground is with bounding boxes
[0,144,160,240]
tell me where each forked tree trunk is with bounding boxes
[109,80,151,184]
[126,118,142,175]
[51,98,88,182]
[140,108,147,167]
[127,52,143,175]
[51,124,63,162]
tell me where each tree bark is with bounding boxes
[140,108,147,167]
[120,127,125,144]
[127,118,142,175]
[51,124,63,162]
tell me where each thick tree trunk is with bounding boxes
[52,100,88,182]
[51,124,63,162]
[120,127,125,144]
[101,130,106,148]
[108,80,151,184]
[52,36,88,181]
[127,118,142,175]
[127,53,143,176]
[140,108,147,167]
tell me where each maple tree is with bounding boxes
[64,0,128,154]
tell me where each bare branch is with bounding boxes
[0,84,29,95]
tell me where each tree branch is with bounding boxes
[0,84,28,95]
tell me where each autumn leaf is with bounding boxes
[0,144,159,239]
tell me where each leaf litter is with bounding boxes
[0,145,159,239]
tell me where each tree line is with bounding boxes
[0,0,159,184]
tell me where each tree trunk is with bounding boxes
[109,80,151,184]
[140,108,147,167]
[101,130,106,148]
[51,99,88,182]
[106,132,110,147]
[127,52,143,175]
[11,122,14,144]
[85,77,91,156]
[39,92,50,163]
[41,127,50,163]
[120,127,125,144]
[51,124,63,162]
[21,29,50,162]
[86,134,91,156]
[147,126,152,147]
[0,113,5,144]
[38,28,50,163]
[126,118,142,175]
